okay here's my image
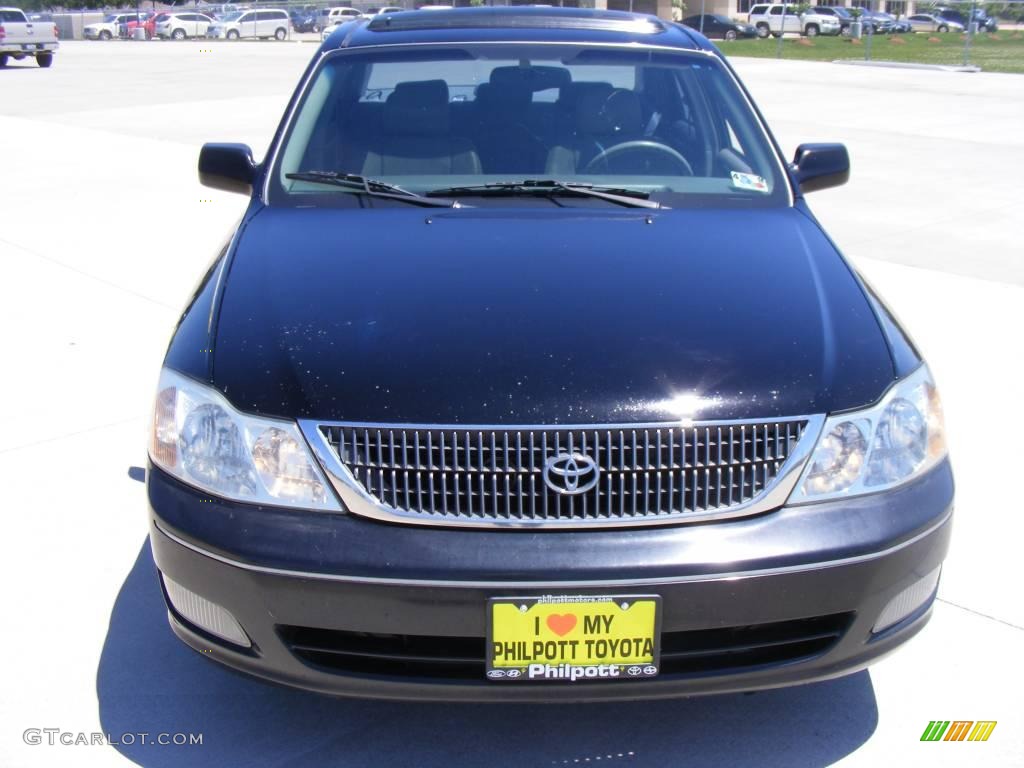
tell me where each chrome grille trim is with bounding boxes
[300,416,825,529]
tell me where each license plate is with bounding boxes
[486,595,660,682]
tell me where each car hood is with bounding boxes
[210,205,894,424]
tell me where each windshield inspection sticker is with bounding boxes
[730,171,769,193]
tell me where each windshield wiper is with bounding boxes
[424,180,664,209]
[285,171,462,208]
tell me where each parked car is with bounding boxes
[161,7,954,700]
[320,20,341,40]
[748,3,840,37]
[973,8,998,31]
[312,6,363,32]
[202,3,244,15]
[907,12,963,33]
[290,8,317,32]
[934,6,997,32]
[859,10,895,34]
[141,12,174,39]
[680,14,757,40]
[84,12,141,40]
[372,6,405,14]
[206,8,290,40]
[122,11,156,39]
[156,12,215,40]
[810,6,853,34]
[0,6,57,67]
[872,11,911,33]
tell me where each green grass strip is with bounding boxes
[718,31,1024,74]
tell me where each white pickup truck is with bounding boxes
[0,7,58,68]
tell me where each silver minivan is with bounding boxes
[207,9,290,40]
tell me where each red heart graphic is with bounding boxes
[546,613,577,637]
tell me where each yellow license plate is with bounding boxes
[486,595,661,682]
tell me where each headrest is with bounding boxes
[558,81,612,112]
[383,80,450,136]
[576,87,643,136]
[475,81,532,121]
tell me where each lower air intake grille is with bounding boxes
[278,613,852,680]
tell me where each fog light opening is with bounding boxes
[162,574,251,648]
[873,566,942,634]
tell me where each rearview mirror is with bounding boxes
[198,143,256,196]
[791,143,849,194]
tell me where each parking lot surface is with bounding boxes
[1,41,1022,767]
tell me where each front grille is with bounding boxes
[278,613,852,681]
[315,418,810,526]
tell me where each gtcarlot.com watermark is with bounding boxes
[24,729,203,747]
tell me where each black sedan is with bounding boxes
[289,8,318,33]
[151,7,952,701]
[681,14,757,40]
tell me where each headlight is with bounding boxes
[789,365,947,504]
[150,368,341,511]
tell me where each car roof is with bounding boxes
[323,7,710,52]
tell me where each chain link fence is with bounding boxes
[27,0,1024,71]
[42,0,617,42]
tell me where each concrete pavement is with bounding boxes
[0,42,1021,767]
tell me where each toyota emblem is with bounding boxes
[543,452,600,495]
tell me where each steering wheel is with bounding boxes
[583,141,695,177]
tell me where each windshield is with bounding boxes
[272,44,790,208]
[221,11,244,21]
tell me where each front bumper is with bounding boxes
[1,42,58,53]
[148,460,953,701]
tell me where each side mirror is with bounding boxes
[198,143,256,196]
[791,143,849,194]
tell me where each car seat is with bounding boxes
[360,80,481,176]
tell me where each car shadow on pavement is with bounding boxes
[98,541,879,768]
